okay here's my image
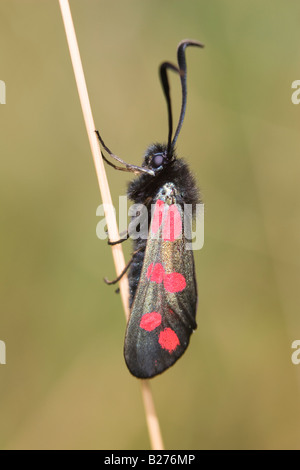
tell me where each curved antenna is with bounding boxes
[159,61,180,155]
[172,40,204,148]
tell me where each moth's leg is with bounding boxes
[108,198,153,246]
[107,197,153,246]
[95,130,154,176]
[104,247,143,285]
[100,150,134,173]
[108,230,129,246]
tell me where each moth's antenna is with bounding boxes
[171,40,204,148]
[159,62,179,155]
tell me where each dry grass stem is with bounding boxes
[58,0,164,450]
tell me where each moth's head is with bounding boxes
[143,143,176,172]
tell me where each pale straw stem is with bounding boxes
[58,0,164,450]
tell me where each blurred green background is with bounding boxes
[1,0,300,450]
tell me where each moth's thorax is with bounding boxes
[127,154,199,209]
[155,182,178,206]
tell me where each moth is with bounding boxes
[96,39,203,378]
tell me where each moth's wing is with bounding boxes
[124,199,197,379]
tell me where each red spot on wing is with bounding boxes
[146,263,154,279]
[149,263,165,283]
[147,263,186,293]
[140,312,162,331]
[158,328,180,352]
[164,273,186,293]
[151,199,165,234]
[163,205,182,242]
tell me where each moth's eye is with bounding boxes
[152,153,164,168]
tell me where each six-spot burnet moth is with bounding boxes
[96,39,204,378]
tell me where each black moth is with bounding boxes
[96,39,203,378]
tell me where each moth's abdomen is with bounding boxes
[128,239,146,307]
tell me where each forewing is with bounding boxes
[124,194,197,378]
